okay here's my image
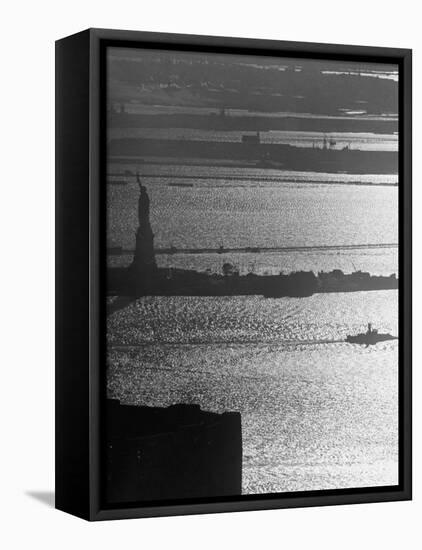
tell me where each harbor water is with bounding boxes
[107,290,398,493]
[106,166,399,494]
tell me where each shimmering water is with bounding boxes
[107,166,398,275]
[107,290,398,494]
[106,166,399,495]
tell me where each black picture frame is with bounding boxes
[55,28,412,521]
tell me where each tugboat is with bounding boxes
[346,323,397,346]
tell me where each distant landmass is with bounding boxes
[108,111,398,135]
[108,52,398,118]
[109,137,398,174]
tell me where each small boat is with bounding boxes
[345,323,397,346]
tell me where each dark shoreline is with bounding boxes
[108,112,398,135]
[107,266,398,300]
[109,138,398,175]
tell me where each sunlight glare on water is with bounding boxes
[107,291,398,493]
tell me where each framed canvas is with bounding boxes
[55,28,412,521]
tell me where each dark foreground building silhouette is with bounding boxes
[106,399,242,503]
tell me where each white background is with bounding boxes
[0,1,419,548]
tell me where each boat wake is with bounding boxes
[109,338,346,349]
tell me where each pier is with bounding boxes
[107,242,398,256]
